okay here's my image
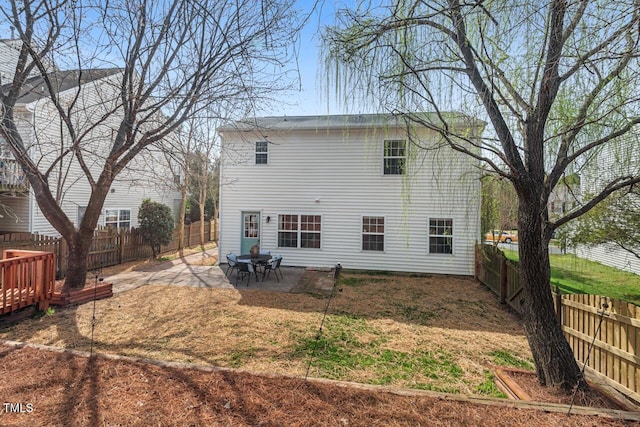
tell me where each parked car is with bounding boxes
[485,230,518,243]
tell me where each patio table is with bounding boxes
[237,254,272,281]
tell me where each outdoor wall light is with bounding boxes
[266,216,271,223]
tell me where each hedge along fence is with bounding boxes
[0,220,218,277]
[475,244,640,406]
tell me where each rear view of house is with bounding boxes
[218,113,484,275]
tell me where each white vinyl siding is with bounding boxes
[219,116,482,275]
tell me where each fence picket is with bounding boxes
[0,221,216,277]
[475,244,640,405]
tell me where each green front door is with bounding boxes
[240,211,260,254]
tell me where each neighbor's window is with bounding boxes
[105,208,131,230]
[278,214,321,248]
[383,139,406,175]
[256,141,268,164]
[429,218,453,254]
[362,216,384,251]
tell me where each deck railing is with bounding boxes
[0,158,29,191]
[0,250,55,315]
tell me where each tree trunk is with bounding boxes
[62,233,91,291]
[199,186,206,248]
[517,198,583,391]
[178,186,187,256]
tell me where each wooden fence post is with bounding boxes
[499,256,507,304]
[553,286,562,324]
[119,228,125,265]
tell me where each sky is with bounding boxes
[267,0,346,117]
[0,0,353,117]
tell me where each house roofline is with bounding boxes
[217,112,486,133]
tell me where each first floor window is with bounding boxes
[362,216,384,251]
[429,218,453,254]
[278,214,321,248]
[105,208,131,230]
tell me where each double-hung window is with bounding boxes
[429,218,453,254]
[362,216,384,251]
[383,139,406,175]
[255,141,268,164]
[278,214,321,248]
[105,208,131,230]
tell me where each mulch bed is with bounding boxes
[0,344,637,427]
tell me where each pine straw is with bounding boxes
[0,270,631,423]
[0,344,630,427]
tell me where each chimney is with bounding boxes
[10,26,15,39]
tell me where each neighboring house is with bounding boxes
[218,113,485,275]
[0,39,181,236]
[548,173,580,217]
[573,132,640,276]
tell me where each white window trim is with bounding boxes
[104,208,132,230]
[255,141,269,165]
[382,139,407,175]
[361,215,386,252]
[277,213,322,249]
[428,217,454,255]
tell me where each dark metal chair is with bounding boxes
[236,260,257,286]
[263,255,283,282]
[225,253,238,278]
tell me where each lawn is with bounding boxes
[503,250,640,305]
[0,273,532,398]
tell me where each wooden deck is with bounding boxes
[0,250,55,315]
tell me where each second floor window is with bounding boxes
[383,139,406,175]
[256,141,268,164]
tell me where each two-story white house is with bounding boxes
[0,39,181,236]
[218,113,485,275]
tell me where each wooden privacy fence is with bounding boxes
[0,220,217,277]
[0,250,55,314]
[475,244,640,406]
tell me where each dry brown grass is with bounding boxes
[0,272,530,395]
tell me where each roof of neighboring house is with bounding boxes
[217,112,485,133]
[2,68,122,104]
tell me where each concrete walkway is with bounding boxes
[104,249,310,294]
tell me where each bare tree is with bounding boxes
[0,0,301,290]
[324,1,640,390]
[166,114,219,253]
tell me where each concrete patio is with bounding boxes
[104,249,336,296]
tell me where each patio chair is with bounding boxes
[263,255,283,282]
[225,253,238,278]
[236,260,257,286]
[259,249,271,256]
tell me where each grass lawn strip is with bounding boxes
[503,250,640,304]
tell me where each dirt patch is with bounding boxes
[0,344,635,427]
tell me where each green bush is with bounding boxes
[138,199,174,258]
